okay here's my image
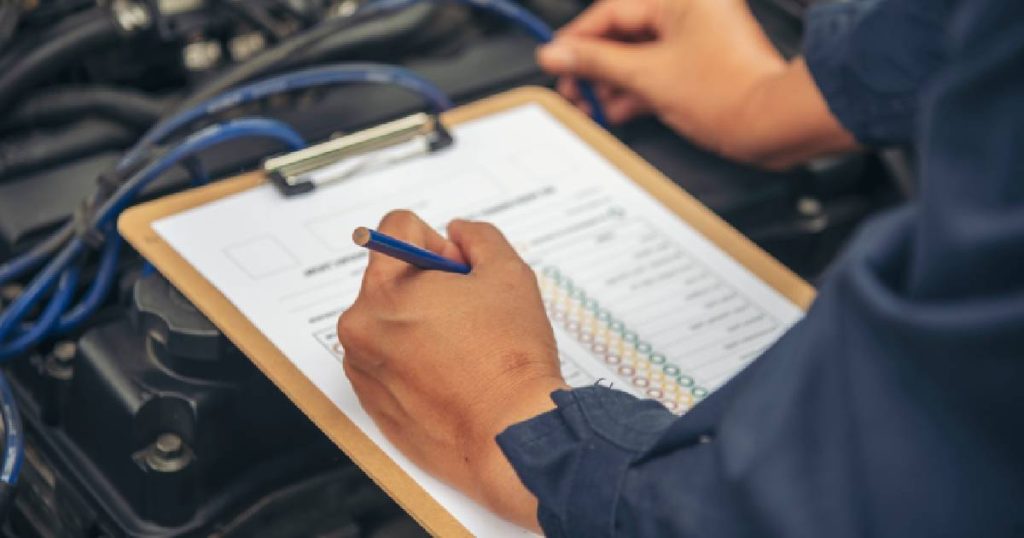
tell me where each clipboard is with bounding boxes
[119,86,815,536]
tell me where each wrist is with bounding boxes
[714,62,792,166]
[465,373,566,527]
[717,57,858,168]
[468,374,567,464]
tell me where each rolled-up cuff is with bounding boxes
[496,387,675,537]
[803,1,919,145]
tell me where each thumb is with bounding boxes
[446,220,520,268]
[537,37,647,90]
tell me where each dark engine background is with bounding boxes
[0,0,906,535]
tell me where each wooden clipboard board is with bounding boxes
[119,86,815,536]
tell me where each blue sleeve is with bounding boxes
[803,0,950,145]
[497,0,1024,534]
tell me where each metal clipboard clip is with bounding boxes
[264,112,454,196]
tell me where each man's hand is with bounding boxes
[538,0,857,168]
[337,210,567,531]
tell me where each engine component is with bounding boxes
[7,273,421,536]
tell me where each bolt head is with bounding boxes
[52,341,76,363]
[797,197,823,217]
[145,432,191,472]
[112,0,151,32]
[155,433,183,457]
[183,40,222,72]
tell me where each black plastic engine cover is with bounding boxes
[9,274,359,535]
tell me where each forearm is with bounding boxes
[718,57,858,169]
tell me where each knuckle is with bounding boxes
[336,308,365,349]
[479,221,501,235]
[505,258,536,276]
[363,264,390,286]
[343,356,374,384]
[510,259,535,280]
[378,209,416,232]
[473,221,503,241]
[342,357,359,381]
[516,266,540,291]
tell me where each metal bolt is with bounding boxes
[146,432,191,472]
[796,197,823,217]
[53,341,76,363]
[796,197,829,233]
[331,0,359,17]
[111,0,152,32]
[183,40,223,72]
[228,32,266,62]
[45,341,77,380]
[155,0,203,16]
[154,433,183,459]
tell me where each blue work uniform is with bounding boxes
[496,0,1024,536]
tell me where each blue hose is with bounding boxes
[1,63,450,290]
[0,118,307,358]
[0,62,454,355]
[96,118,306,226]
[121,63,453,171]
[54,232,121,334]
[0,241,84,344]
[0,222,73,287]
[0,266,80,361]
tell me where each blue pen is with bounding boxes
[352,227,471,274]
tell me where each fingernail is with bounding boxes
[538,43,575,71]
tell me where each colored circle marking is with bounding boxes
[537,265,708,413]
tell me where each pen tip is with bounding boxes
[352,227,371,246]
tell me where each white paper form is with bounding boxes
[153,103,804,535]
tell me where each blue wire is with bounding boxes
[0,63,450,348]
[0,242,84,343]
[0,266,80,361]
[0,249,47,288]
[121,64,452,171]
[53,232,121,335]
[0,118,307,354]
[362,0,607,126]
[0,222,73,287]
[2,65,447,284]
[184,156,210,187]
[0,369,24,485]
[96,118,306,227]
[2,63,449,289]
